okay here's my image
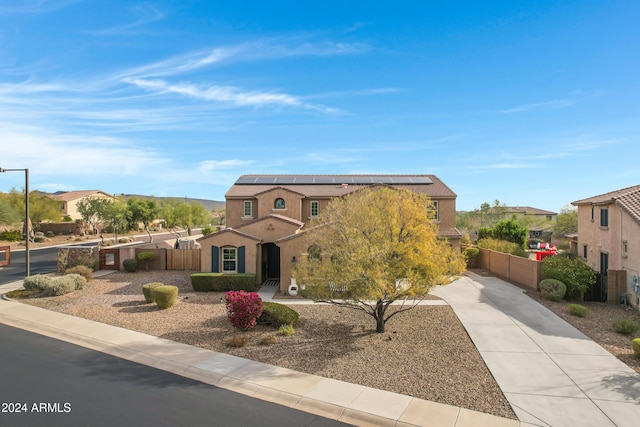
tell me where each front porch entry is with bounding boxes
[261,243,280,282]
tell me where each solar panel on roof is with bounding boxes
[234,175,433,185]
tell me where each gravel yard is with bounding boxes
[17,270,517,420]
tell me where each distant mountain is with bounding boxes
[123,194,225,211]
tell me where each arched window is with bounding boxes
[274,198,285,209]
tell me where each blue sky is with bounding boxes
[1,0,638,212]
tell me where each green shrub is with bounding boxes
[142,282,164,303]
[258,302,299,327]
[122,258,138,273]
[152,285,178,309]
[568,304,588,317]
[65,265,93,282]
[225,335,247,348]
[137,251,157,271]
[23,274,53,291]
[45,231,55,238]
[612,318,639,335]
[69,256,98,271]
[462,247,479,268]
[202,225,214,236]
[42,276,77,296]
[33,235,46,243]
[539,279,567,302]
[632,338,640,358]
[0,230,22,242]
[277,324,295,336]
[191,273,257,292]
[123,258,138,273]
[541,255,596,299]
[477,238,528,258]
[64,273,87,290]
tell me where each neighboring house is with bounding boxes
[198,174,462,293]
[572,185,640,308]
[49,190,115,221]
[505,206,557,222]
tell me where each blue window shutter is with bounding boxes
[211,246,219,272]
[238,246,245,273]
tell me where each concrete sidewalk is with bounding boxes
[0,277,517,427]
[432,272,640,427]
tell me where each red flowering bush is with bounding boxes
[225,291,263,330]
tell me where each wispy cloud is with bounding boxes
[117,39,370,79]
[305,87,401,100]
[498,99,574,114]
[123,77,339,112]
[0,0,79,15]
[88,3,164,36]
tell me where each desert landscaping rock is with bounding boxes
[20,270,516,419]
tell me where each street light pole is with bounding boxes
[0,167,30,277]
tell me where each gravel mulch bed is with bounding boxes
[525,288,640,374]
[17,271,516,420]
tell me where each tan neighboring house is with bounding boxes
[505,206,557,222]
[198,174,462,293]
[49,190,115,221]
[572,185,640,308]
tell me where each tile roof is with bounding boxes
[572,184,640,224]
[226,175,456,199]
[49,190,112,201]
[506,206,557,216]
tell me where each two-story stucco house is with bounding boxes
[49,190,115,221]
[198,174,462,293]
[572,185,640,308]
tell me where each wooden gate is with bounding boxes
[100,248,120,270]
[166,249,200,270]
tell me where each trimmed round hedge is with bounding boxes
[123,259,138,273]
[258,302,299,327]
[539,279,566,302]
[142,282,164,303]
[152,285,178,309]
[632,338,640,358]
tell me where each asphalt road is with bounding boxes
[0,323,348,427]
[0,231,193,285]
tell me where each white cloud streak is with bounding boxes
[88,3,164,36]
[499,99,574,114]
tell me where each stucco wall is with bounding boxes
[477,248,540,291]
[436,198,456,229]
[255,188,303,223]
[199,232,259,276]
[278,236,311,293]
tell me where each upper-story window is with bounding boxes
[427,201,439,221]
[591,206,595,221]
[274,198,285,209]
[623,240,628,258]
[310,201,319,217]
[243,200,253,218]
[600,208,609,228]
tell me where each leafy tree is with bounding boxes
[292,187,466,333]
[2,188,61,224]
[456,199,508,233]
[102,199,129,242]
[160,199,210,236]
[491,219,528,248]
[0,198,20,225]
[554,205,578,237]
[126,198,159,242]
[541,254,596,299]
[76,197,114,237]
